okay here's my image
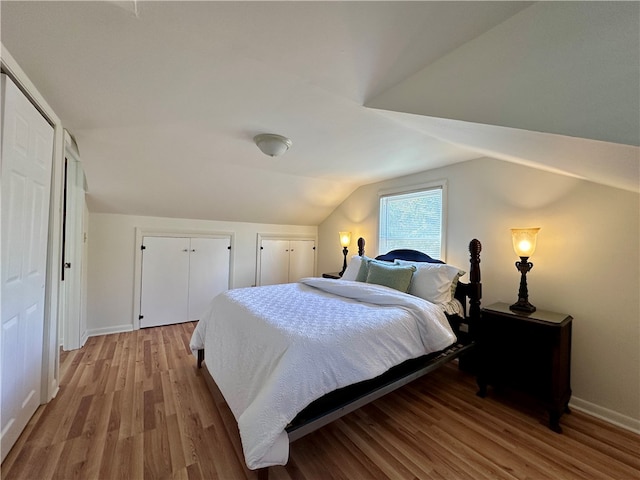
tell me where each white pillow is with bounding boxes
[395,259,465,304]
[341,255,368,281]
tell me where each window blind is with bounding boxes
[379,187,443,259]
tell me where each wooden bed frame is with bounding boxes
[197,238,482,479]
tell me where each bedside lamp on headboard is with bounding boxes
[339,231,352,277]
[510,227,540,313]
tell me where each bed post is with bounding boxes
[468,239,482,324]
[357,237,365,256]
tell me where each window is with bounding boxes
[379,182,445,259]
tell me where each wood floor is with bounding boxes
[2,322,639,480]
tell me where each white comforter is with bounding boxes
[189,278,456,470]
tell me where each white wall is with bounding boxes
[87,213,316,336]
[318,157,640,431]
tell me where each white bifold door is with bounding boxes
[140,236,231,328]
[258,238,315,286]
[1,74,54,461]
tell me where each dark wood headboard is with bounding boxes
[355,237,482,340]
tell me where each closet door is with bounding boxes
[187,237,230,320]
[61,152,87,351]
[288,240,315,282]
[258,239,290,286]
[1,74,54,461]
[140,236,190,328]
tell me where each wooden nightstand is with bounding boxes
[322,272,342,279]
[477,302,572,433]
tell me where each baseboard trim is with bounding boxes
[48,379,59,402]
[570,396,640,434]
[87,324,133,338]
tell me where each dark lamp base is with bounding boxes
[339,246,349,276]
[512,256,536,314]
[510,300,536,313]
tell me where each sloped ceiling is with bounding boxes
[366,1,640,191]
[1,1,638,226]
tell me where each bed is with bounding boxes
[190,237,482,478]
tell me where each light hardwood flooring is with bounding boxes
[2,322,639,479]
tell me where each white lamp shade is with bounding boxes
[254,134,292,157]
[339,231,352,248]
[511,227,540,257]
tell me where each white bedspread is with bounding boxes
[189,278,456,470]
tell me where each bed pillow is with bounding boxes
[340,255,364,281]
[395,259,465,304]
[365,260,416,293]
[354,256,374,282]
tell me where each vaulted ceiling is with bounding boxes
[2,1,638,225]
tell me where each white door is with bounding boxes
[258,239,290,286]
[187,237,230,320]
[1,74,54,461]
[80,199,89,345]
[288,240,315,282]
[62,153,86,350]
[140,237,190,328]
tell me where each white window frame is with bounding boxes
[378,180,448,261]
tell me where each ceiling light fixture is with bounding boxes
[253,133,292,157]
